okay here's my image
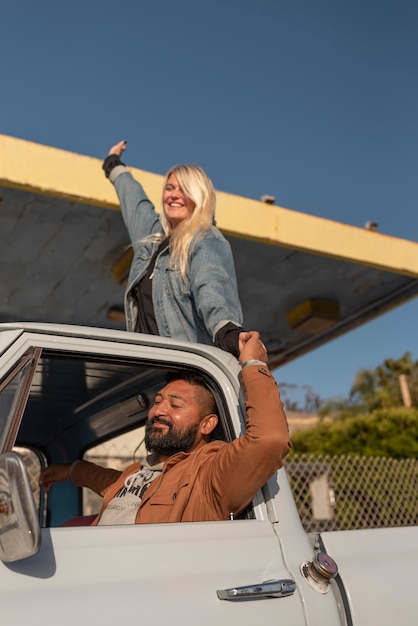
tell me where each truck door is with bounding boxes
[2,519,306,626]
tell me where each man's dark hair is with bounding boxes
[166,371,217,417]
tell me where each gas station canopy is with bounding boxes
[1,134,417,369]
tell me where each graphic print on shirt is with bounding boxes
[98,467,162,526]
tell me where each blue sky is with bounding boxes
[1,0,417,404]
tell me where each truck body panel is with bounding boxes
[321,527,418,626]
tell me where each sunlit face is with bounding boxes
[163,173,196,229]
[145,380,204,456]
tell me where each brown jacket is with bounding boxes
[71,364,291,524]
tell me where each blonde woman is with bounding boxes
[103,141,247,356]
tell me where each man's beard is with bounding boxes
[145,417,199,456]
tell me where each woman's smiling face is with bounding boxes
[162,173,196,228]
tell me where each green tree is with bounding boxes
[317,352,418,418]
[349,352,418,411]
[290,407,418,459]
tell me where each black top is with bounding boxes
[133,238,169,334]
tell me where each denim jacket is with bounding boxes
[110,167,243,344]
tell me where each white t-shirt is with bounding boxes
[98,458,164,526]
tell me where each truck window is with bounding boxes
[4,347,234,527]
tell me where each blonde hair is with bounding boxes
[160,165,216,279]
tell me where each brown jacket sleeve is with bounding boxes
[205,363,291,517]
[71,460,122,496]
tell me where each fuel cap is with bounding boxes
[300,551,338,594]
[313,551,338,579]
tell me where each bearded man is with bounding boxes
[39,332,291,524]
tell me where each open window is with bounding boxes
[3,346,237,527]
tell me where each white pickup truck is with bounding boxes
[1,322,417,625]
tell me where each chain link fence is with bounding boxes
[285,453,418,532]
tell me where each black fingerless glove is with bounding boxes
[102,154,126,179]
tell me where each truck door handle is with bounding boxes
[217,578,296,601]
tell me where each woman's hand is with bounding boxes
[238,331,253,351]
[108,139,127,157]
[239,331,268,364]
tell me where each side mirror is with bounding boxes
[0,451,41,562]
